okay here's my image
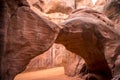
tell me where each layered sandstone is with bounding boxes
[1,0,60,80]
[55,8,120,80]
[104,0,120,79]
[1,0,120,80]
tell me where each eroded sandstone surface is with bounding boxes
[1,0,120,80]
[1,0,60,80]
[55,8,120,80]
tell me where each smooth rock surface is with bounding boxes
[1,0,60,80]
[55,8,120,80]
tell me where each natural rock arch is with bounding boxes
[1,0,120,80]
[55,9,120,80]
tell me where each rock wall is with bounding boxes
[0,1,5,79]
[25,44,66,71]
[25,1,107,75]
[24,0,120,79]
[1,0,60,80]
[25,0,85,77]
[1,0,120,80]
[55,8,120,80]
[104,0,120,32]
[25,0,120,80]
[104,0,120,79]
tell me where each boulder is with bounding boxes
[43,0,75,14]
[1,0,60,80]
[27,0,75,14]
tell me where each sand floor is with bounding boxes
[14,67,80,80]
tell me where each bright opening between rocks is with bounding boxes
[91,0,97,5]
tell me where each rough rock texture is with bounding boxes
[27,0,75,14]
[1,0,120,80]
[103,0,120,78]
[43,0,75,14]
[104,0,120,32]
[16,0,120,79]
[93,0,106,12]
[25,0,85,77]
[76,0,106,12]
[26,0,69,24]
[76,0,93,9]
[55,8,120,80]
[63,51,85,77]
[112,74,120,80]
[1,0,60,80]
[25,44,66,71]
[0,1,5,79]
[25,44,85,77]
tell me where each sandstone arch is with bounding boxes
[1,0,120,80]
[55,9,120,80]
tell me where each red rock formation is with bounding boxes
[104,0,120,32]
[63,51,85,76]
[1,0,120,80]
[29,0,75,14]
[1,0,60,80]
[76,0,93,9]
[103,0,120,79]
[55,8,120,80]
[25,0,85,77]
[25,44,66,71]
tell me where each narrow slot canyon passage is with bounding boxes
[1,0,120,80]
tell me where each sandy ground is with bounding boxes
[14,67,79,80]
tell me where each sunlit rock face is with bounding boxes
[76,0,106,12]
[25,44,85,77]
[27,0,75,14]
[26,0,106,24]
[25,44,66,71]
[76,0,93,8]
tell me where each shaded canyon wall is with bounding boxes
[1,0,120,80]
